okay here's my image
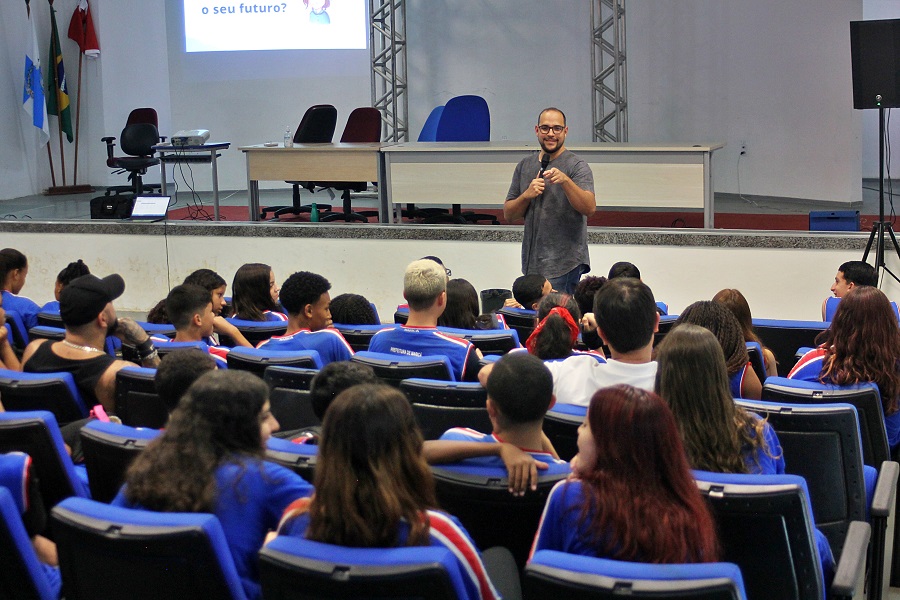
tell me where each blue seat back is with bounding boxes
[431,464,569,571]
[265,437,317,483]
[332,323,392,352]
[745,341,767,383]
[693,470,823,600]
[115,366,168,429]
[436,326,521,356]
[0,368,88,425]
[435,95,490,142]
[824,296,900,322]
[417,105,445,142]
[495,306,536,343]
[0,452,31,516]
[80,421,161,503]
[351,351,454,386]
[4,310,30,349]
[0,411,89,512]
[525,550,747,599]
[223,318,287,346]
[260,534,470,600]
[751,318,830,377]
[736,399,867,559]
[399,378,490,440]
[543,403,587,462]
[226,347,323,378]
[0,487,60,600]
[154,340,209,359]
[762,376,889,469]
[51,497,247,600]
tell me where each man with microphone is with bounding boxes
[504,107,596,294]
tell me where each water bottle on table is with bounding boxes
[284,127,293,148]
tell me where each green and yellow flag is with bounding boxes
[46,4,73,143]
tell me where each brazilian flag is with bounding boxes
[46,4,73,143]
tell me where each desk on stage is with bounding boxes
[240,143,385,222]
[153,142,230,221]
[381,142,724,227]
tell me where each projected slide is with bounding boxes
[184,0,366,52]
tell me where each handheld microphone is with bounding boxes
[539,155,550,176]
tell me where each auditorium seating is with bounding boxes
[80,421,161,503]
[0,368,89,425]
[264,366,320,431]
[542,402,585,462]
[225,347,322,377]
[399,378,490,440]
[351,351,453,386]
[115,366,168,429]
[4,310,30,351]
[436,326,521,356]
[52,497,247,599]
[331,323,387,352]
[260,535,472,600]
[524,550,747,599]
[265,437,316,482]
[0,487,60,600]
[494,307,536,344]
[221,317,287,346]
[695,470,870,600]
[751,318,830,377]
[745,341,767,382]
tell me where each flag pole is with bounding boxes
[72,49,83,185]
[50,0,66,187]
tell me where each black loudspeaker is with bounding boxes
[90,196,133,219]
[851,19,900,109]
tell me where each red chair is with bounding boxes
[319,107,383,223]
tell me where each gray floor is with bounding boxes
[1,179,897,222]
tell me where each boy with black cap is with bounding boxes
[21,273,160,414]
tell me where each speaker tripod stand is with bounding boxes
[862,105,900,285]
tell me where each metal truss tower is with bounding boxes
[591,0,627,142]
[369,0,409,142]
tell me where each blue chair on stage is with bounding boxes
[260,535,473,600]
[51,497,248,600]
[525,550,747,599]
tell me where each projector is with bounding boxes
[171,129,210,146]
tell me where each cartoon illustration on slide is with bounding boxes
[304,0,331,24]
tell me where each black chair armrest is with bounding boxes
[101,137,116,161]
[873,461,899,518]
[831,520,871,599]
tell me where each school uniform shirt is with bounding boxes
[438,428,572,476]
[368,325,480,382]
[278,498,500,600]
[113,457,313,600]
[1,290,41,331]
[256,328,353,365]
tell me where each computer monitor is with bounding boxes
[129,196,171,221]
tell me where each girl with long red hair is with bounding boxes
[530,384,719,563]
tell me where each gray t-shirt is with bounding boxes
[505,149,594,278]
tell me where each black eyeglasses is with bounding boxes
[538,125,565,134]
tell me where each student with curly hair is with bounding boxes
[41,259,90,313]
[674,300,763,399]
[113,371,312,600]
[276,384,516,600]
[329,293,379,325]
[532,384,719,564]
[0,248,41,331]
[231,263,286,322]
[712,288,777,378]
[256,271,353,365]
[790,285,900,449]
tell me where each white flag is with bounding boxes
[23,6,50,146]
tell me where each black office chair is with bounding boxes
[51,497,247,600]
[115,366,168,429]
[319,107,382,223]
[264,366,320,431]
[431,465,569,570]
[351,351,453,387]
[694,470,870,600]
[102,107,163,198]
[102,123,162,198]
[260,104,338,220]
[79,421,160,503]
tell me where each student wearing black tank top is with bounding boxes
[21,274,159,415]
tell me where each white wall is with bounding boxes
[3,228,891,323]
[0,0,887,204]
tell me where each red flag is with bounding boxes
[67,0,100,58]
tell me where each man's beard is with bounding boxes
[106,317,119,337]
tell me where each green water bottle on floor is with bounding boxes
[310,202,319,222]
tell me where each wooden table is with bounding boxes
[381,142,724,227]
[240,143,385,221]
